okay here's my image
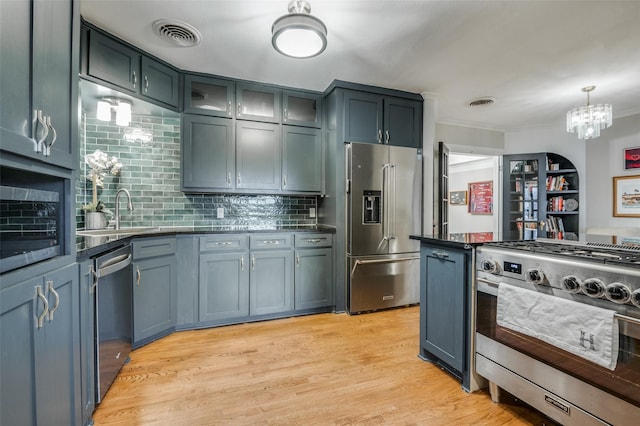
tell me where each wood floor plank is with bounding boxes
[93,307,553,425]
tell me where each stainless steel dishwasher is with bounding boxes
[92,244,133,403]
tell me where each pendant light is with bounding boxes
[96,97,132,127]
[566,86,613,139]
[272,1,327,59]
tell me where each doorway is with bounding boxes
[446,152,501,235]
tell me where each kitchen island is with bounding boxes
[409,233,513,393]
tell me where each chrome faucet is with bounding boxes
[114,188,134,230]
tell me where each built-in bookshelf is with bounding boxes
[502,153,579,240]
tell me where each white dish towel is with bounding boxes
[496,283,619,370]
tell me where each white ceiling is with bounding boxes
[81,0,640,132]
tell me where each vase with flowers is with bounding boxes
[82,149,123,229]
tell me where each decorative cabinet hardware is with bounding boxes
[144,75,149,92]
[136,267,141,285]
[132,70,137,89]
[35,285,49,329]
[433,250,449,259]
[47,281,60,321]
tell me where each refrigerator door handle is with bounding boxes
[381,163,390,241]
[350,256,420,278]
[391,163,397,240]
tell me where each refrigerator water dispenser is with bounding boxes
[362,190,381,224]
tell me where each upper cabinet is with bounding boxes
[184,74,235,118]
[236,83,281,123]
[283,90,322,128]
[82,25,180,109]
[0,0,78,169]
[343,90,422,148]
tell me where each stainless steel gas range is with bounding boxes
[475,238,640,425]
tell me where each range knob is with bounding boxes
[605,282,632,304]
[581,278,606,298]
[632,289,640,308]
[525,268,545,284]
[480,259,500,274]
[560,275,583,293]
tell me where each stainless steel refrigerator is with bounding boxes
[346,142,422,313]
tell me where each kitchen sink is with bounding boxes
[77,226,161,237]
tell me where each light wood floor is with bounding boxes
[93,306,553,425]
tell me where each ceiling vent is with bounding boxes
[152,19,202,47]
[469,97,496,107]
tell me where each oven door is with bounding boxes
[476,278,640,425]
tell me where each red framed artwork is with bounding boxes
[468,180,493,215]
[624,147,640,170]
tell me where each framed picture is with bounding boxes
[624,147,640,170]
[613,175,640,217]
[468,180,493,215]
[449,190,467,205]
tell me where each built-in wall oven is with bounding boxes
[475,240,640,425]
[92,244,132,403]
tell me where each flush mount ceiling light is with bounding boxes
[566,86,612,139]
[272,0,327,59]
[96,97,132,127]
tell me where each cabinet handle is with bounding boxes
[433,250,449,259]
[44,115,57,157]
[307,239,322,243]
[35,110,49,153]
[136,266,141,286]
[47,281,60,321]
[284,107,288,122]
[262,240,281,245]
[385,130,390,145]
[237,103,242,116]
[283,176,287,188]
[35,285,49,329]
[144,75,149,92]
[251,255,255,271]
[216,241,233,246]
[132,71,137,89]
[241,256,245,272]
[296,255,300,266]
[228,101,232,116]
[238,173,242,186]
[227,172,232,186]
[90,266,98,295]
[377,129,382,144]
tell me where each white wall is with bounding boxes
[505,112,640,233]
[448,157,500,233]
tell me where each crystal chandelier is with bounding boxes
[566,86,612,139]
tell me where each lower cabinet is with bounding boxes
[79,259,96,426]
[0,262,81,426]
[418,241,473,391]
[250,249,294,315]
[199,251,249,322]
[132,237,177,347]
[294,234,333,310]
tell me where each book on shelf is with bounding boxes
[546,175,568,191]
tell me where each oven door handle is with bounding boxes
[477,277,500,288]
[616,313,640,327]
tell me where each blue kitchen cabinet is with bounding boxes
[84,26,180,109]
[198,235,250,323]
[236,121,282,191]
[282,126,323,193]
[236,83,281,123]
[283,90,323,128]
[132,237,177,347]
[343,90,421,148]
[294,234,333,310]
[1,263,81,426]
[0,0,78,169]
[182,114,236,192]
[419,241,473,391]
[249,235,294,316]
[184,74,235,118]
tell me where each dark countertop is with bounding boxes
[410,232,522,249]
[77,224,336,259]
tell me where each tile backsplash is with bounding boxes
[76,114,317,229]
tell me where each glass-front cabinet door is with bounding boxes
[503,153,546,240]
[282,90,322,128]
[236,83,281,123]
[183,74,235,118]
